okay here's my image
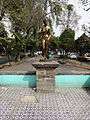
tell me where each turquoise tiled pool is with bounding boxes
[0,75,36,88]
[0,75,90,88]
[55,75,90,87]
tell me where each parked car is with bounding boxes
[84,53,90,61]
[78,53,90,61]
[57,51,61,56]
[84,53,90,57]
[34,51,42,56]
[68,53,79,59]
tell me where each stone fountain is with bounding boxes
[32,19,59,92]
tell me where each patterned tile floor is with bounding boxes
[0,87,90,120]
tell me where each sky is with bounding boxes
[54,0,90,39]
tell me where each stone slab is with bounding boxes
[32,61,59,69]
[21,95,38,103]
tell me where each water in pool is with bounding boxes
[0,75,90,88]
[55,75,90,87]
[0,75,36,88]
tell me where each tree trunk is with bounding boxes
[15,53,21,62]
[7,54,11,66]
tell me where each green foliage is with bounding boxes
[11,32,26,52]
[59,28,75,51]
[75,33,90,54]
[0,36,13,61]
[50,28,75,51]
[0,22,8,55]
[50,36,60,50]
[67,4,73,11]
[0,22,7,37]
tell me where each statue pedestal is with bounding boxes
[32,61,59,92]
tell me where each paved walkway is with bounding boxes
[0,87,90,120]
[0,57,90,74]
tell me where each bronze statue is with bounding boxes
[39,20,51,59]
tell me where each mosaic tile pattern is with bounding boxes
[0,87,90,120]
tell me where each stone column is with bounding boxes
[32,61,59,92]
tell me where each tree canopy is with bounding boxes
[59,28,75,51]
[0,0,81,61]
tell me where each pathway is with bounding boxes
[0,57,90,74]
[0,87,90,120]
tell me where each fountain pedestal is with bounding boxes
[32,61,59,92]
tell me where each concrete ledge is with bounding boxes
[56,72,90,75]
[0,71,89,75]
[0,71,36,75]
